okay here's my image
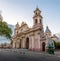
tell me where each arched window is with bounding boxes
[35,19,37,24]
[26,37,29,49]
[36,12,37,15]
[42,42,45,51]
[17,31,18,34]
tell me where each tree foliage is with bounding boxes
[53,41,60,49]
[55,42,60,49]
[0,20,12,38]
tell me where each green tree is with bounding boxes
[0,20,12,38]
[56,42,60,49]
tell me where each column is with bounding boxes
[12,40,16,48]
[22,37,25,48]
[29,36,32,50]
[31,35,34,50]
[38,34,40,51]
[16,39,20,48]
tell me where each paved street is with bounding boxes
[0,49,60,61]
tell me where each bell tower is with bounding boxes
[14,22,19,35]
[33,7,43,28]
[32,7,46,51]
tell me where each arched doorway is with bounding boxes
[11,41,13,48]
[42,42,45,51]
[19,39,22,48]
[26,37,29,49]
[15,42,16,48]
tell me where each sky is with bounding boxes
[0,0,60,34]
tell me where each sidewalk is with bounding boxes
[20,50,60,58]
[0,49,60,57]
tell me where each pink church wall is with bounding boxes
[29,37,32,50]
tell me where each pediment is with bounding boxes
[19,22,29,33]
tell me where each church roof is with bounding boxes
[51,34,58,39]
[34,7,41,13]
[21,22,27,26]
[45,26,51,33]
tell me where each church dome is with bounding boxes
[45,26,51,33]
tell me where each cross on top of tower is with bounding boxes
[36,5,38,9]
[36,5,39,10]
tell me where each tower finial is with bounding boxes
[36,5,38,9]
[37,5,38,8]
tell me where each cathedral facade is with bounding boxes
[11,8,46,51]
